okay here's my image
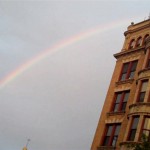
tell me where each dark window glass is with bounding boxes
[120,60,138,81]
[129,61,138,78]
[143,34,149,45]
[128,116,139,141]
[113,91,129,112]
[147,59,150,68]
[137,81,148,102]
[129,39,135,49]
[103,137,110,146]
[141,117,150,141]
[146,50,150,68]
[136,37,142,47]
[103,124,121,146]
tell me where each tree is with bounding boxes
[127,134,150,150]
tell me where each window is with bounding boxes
[113,91,130,112]
[141,117,150,141]
[120,60,138,81]
[103,124,121,146]
[129,39,135,49]
[146,52,150,68]
[136,37,142,47]
[143,34,149,45]
[128,116,139,141]
[137,80,148,102]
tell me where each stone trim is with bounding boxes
[97,146,115,150]
[115,79,134,86]
[107,111,125,116]
[114,46,145,59]
[129,102,150,109]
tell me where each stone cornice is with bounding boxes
[124,20,150,36]
[114,46,145,59]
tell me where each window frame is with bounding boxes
[102,124,121,146]
[146,50,150,68]
[140,117,150,141]
[136,80,148,102]
[142,34,149,45]
[128,39,135,49]
[128,116,140,141]
[135,37,142,47]
[112,91,130,112]
[119,60,138,81]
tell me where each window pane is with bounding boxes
[121,102,127,111]
[123,92,129,102]
[139,92,145,102]
[113,104,119,112]
[129,71,135,79]
[136,38,142,47]
[114,125,121,135]
[122,63,129,73]
[129,129,136,141]
[147,59,150,68]
[144,35,149,44]
[103,124,121,146]
[121,73,127,81]
[112,136,118,146]
[141,81,148,92]
[103,136,110,146]
[132,117,139,129]
[144,118,150,129]
[107,125,113,136]
[131,61,138,71]
[116,93,122,103]
[142,130,150,137]
[130,40,135,49]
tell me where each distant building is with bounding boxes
[91,19,150,150]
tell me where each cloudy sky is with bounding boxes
[0,1,150,150]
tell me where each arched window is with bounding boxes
[143,34,149,45]
[129,39,135,49]
[136,37,142,47]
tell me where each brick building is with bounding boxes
[91,19,150,150]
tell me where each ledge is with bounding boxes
[138,67,150,75]
[97,146,115,150]
[115,79,134,86]
[114,46,145,59]
[128,102,150,117]
[124,19,150,36]
[107,111,125,116]
[120,141,141,146]
[129,102,150,109]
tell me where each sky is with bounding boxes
[0,1,150,150]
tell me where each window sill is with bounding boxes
[120,141,141,146]
[97,146,115,150]
[116,79,134,86]
[107,111,125,116]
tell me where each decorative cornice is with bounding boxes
[124,20,150,36]
[115,79,134,86]
[114,46,145,59]
[129,102,150,109]
[107,111,125,116]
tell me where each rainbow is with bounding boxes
[0,19,133,89]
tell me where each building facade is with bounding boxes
[91,19,150,150]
